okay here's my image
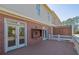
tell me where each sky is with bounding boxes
[48,4,79,22]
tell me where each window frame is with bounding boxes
[48,12,50,20]
[36,4,40,15]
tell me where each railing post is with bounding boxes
[49,34,51,40]
[51,35,53,39]
[49,34,52,40]
[58,34,60,41]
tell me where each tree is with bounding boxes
[62,16,79,25]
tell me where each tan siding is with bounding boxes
[0,4,51,25]
[0,4,61,26]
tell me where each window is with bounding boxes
[48,12,50,20]
[31,29,42,38]
[36,4,40,15]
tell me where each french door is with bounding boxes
[18,22,26,48]
[43,30,49,40]
[4,19,27,52]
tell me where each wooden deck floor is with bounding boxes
[6,40,78,55]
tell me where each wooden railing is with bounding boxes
[73,35,79,43]
[71,35,79,54]
[49,34,73,41]
[48,34,79,54]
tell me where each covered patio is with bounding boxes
[6,40,77,55]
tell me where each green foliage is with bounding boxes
[74,31,79,34]
[62,16,79,34]
[62,16,79,25]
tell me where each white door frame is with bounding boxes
[4,18,17,52]
[4,18,27,52]
[17,21,27,48]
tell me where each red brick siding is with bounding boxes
[27,19,51,45]
[0,14,50,54]
[0,15,4,54]
[4,15,50,46]
[27,21,47,46]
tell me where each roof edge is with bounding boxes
[43,4,61,24]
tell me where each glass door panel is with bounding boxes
[8,25,16,47]
[19,26,25,44]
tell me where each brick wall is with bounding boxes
[27,21,42,46]
[0,14,51,54]
[27,20,50,46]
[0,15,4,54]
